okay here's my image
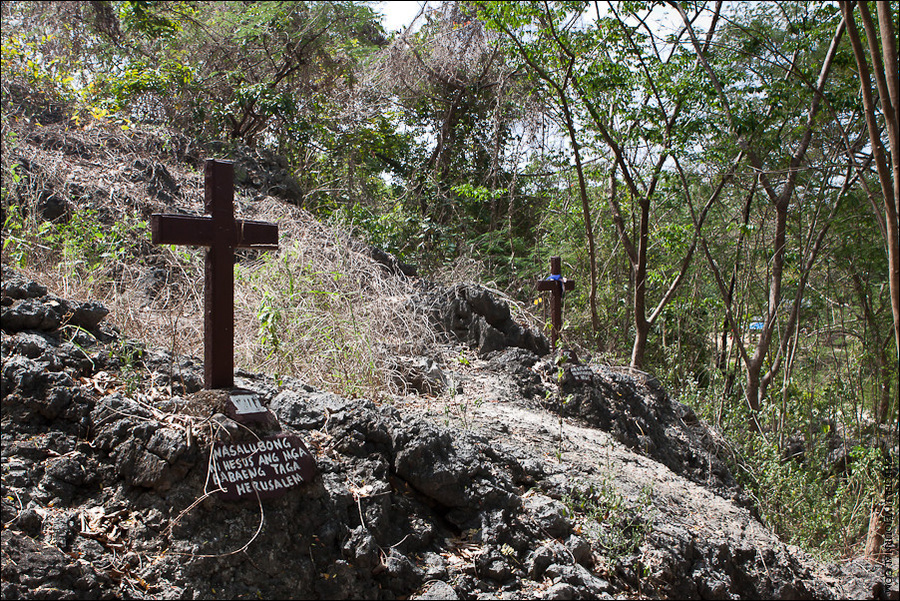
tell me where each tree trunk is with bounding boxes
[745,362,762,414]
[841,0,900,362]
[850,269,894,423]
[743,198,787,414]
[631,314,650,370]
[677,4,844,431]
[864,502,886,560]
[718,178,756,373]
[630,197,650,368]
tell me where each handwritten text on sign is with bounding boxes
[210,435,316,500]
[567,364,594,383]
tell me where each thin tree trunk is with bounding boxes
[865,501,886,560]
[850,270,892,424]
[494,14,601,337]
[719,178,757,372]
[677,3,844,428]
[842,1,900,361]
[841,1,900,559]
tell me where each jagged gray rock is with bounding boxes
[1,269,893,600]
[423,283,550,357]
[2,266,110,334]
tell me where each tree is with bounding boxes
[838,0,899,370]
[477,1,602,336]
[370,1,543,272]
[838,0,899,562]
[480,1,730,367]
[674,1,848,422]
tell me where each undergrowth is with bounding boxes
[735,433,890,559]
[562,474,656,561]
[233,204,435,398]
[677,371,898,562]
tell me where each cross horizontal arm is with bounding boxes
[537,280,576,292]
[235,220,279,249]
[151,214,215,246]
[151,214,278,249]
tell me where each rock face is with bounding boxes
[0,269,892,600]
[424,283,550,357]
[543,356,748,506]
[2,266,109,334]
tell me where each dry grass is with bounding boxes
[232,198,436,398]
[2,119,437,398]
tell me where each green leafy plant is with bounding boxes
[1,203,35,269]
[113,338,144,395]
[42,207,147,276]
[442,387,480,431]
[256,295,282,357]
[732,432,889,559]
[563,475,655,560]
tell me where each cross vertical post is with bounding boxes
[536,256,575,349]
[150,159,279,389]
[205,160,236,390]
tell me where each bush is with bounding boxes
[680,374,894,560]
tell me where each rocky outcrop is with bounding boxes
[2,265,110,334]
[423,283,550,357]
[1,269,892,600]
[353,242,418,278]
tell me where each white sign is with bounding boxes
[230,393,266,415]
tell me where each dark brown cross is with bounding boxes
[536,256,575,349]
[150,159,278,389]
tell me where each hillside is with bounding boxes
[1,118,895,599]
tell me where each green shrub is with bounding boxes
[563,475,655,559]
[735,433,885,557]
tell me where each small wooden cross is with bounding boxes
[536,256,575,349]
[150,159,278,389]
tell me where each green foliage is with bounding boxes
[563,475,655,559]
[255,294,283,357]
[90,59,195,115]
[334,200,454,270]
[442,387,482,430]
[734,434,888,558]
[242,252,379,397]
[50,208,147,275]
[2,203,34,269]
[2,201,147,278]
[119,1,186,39]
[680,347,897,561]
[1,26,82,115]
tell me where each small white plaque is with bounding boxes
[230,393,266,415]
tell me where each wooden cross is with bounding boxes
[536,256,575,349]
[150,159,278,389]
